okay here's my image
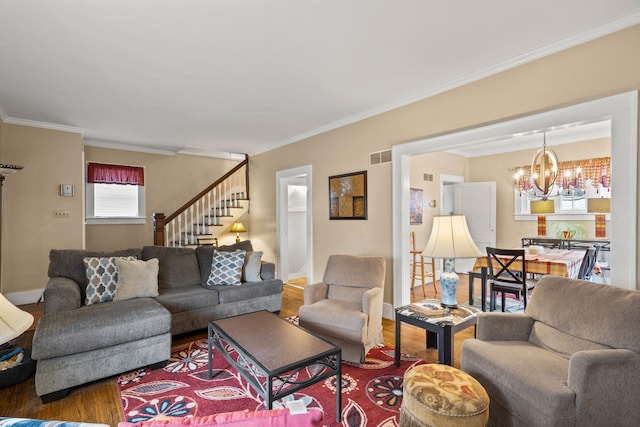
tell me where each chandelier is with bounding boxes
[513,134,560,202]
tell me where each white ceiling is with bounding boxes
[1,1,639,158]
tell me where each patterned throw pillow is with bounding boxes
[84,256,136,305]
[207,250,246,286]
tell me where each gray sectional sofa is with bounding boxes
[31,241,283,403]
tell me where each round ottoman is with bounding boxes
[400,364,489,427]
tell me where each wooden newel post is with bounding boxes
[153,212,165,246]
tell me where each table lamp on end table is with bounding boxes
[422,215,483,308]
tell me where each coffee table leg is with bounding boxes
[395,315,401,367]
[336,353,342,423]
[207,324,213,379]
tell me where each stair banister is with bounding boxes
[153,154,249,246]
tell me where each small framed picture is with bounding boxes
[329,171,367,220]
[410,188,423,224]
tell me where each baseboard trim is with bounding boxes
[5,289,44,305]
[383,302,395,320]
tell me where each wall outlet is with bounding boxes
[53,210,71,218]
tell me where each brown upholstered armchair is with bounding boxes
[298,254,386,363]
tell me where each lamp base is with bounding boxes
[439,258,459,309]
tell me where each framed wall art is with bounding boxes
[410,187,423,224]
[329,170,367,220]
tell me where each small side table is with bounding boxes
[395,299,479,366]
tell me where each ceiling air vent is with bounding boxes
[424,173,434,182]
[370,149,392,166]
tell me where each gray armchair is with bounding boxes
[461,276,640,427]
[298,254,386,363]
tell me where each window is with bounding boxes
[85,162,146,224]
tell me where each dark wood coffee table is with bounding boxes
[395,299,479,366]
[207,310,342,422]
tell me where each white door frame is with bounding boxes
[276,165,313,284]
[392,91,638,309]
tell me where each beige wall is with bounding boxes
[409,152,469,250]
[250,24,640,301]
[0,123,84,296]
[469,139,611,248]
[84,146,239,250]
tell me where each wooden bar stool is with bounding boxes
[410,231,437,297]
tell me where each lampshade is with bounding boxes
[587,198,611,213]
[230,222,246,233]
[530,199,555,214]
[0,293,34,346]
[422,215,483,259]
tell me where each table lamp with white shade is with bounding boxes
[422,215,483,308]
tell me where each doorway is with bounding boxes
[276,165,313,288]
[392,91,638,308]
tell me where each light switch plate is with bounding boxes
[60,184,75,197]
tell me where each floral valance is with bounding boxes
[514,156,610,192]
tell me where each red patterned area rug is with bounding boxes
[117,339,424,426]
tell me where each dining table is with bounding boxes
[469,248,585,311]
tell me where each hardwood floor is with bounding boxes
[0,275,475,424]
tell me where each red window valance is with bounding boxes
[87,163,144,186]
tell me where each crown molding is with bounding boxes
[83,139,245,160]
[282,10,640,147]
[2,116,84,135]
[83,139,177,156]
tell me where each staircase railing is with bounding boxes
[153,154,249,247]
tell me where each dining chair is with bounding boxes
[577,246,598,280]
[410,231,437,297]
[486,247,536,312]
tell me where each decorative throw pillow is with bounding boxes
[114,258,160,301]
[207,250,246,286]
[242,251,263,282]
[84,256,136,305]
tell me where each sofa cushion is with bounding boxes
[83,256,137,305]
[206,250,246,287]
[327,284,366,304]
[48,248,142,288]
[210,280,283,304]
[242,251,263,282]
[526,276,640,353]
[32,298,170,360]
[196,241,254,284]
[114,258,160,301]
[155,285,219,313]
[142,246,201,289]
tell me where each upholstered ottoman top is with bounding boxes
[400,364,489,427]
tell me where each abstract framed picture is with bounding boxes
[329,170,367,220]
[410,187,423,224]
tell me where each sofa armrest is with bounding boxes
[568,349,640,426]
[43,277,82,314]
[259,261,275,280]
[476,312,534,341]
[304,282,328,305]
[363,287,383,330]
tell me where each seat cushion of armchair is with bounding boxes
[462,339,575,423]
[32,298,170,360]
[299,299,366,342]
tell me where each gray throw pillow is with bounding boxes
[242,251,263,282]
[83,256,136,305]
[207,250,246,286]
